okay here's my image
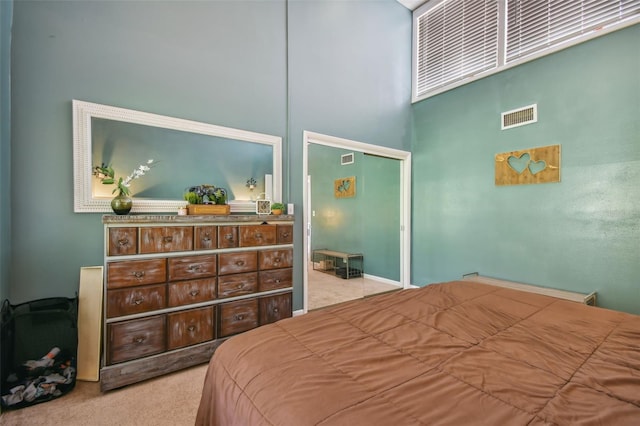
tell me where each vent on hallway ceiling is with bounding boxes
[341,153,355,165]
[501,104,537,130]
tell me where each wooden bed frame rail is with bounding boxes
[462,273,597,306]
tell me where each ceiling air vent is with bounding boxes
[341,152,354,165]
[501,104,537,130]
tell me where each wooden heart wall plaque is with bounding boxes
[495,145,560,186]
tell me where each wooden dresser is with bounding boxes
[100,214,294,391]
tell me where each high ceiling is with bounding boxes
[397,0,426,11]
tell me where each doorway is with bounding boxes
[302,131,412,313]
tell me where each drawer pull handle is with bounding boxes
[190,289,200,297]
[274,258,281,263]
[188,264,202,272]
[275,279,281,283]
[163,236,173,243]
[273,307,279,313]
[133,298,144,305]
[202,236,211,242]
[255,233,262,239]
[282,232,290,238]
[225,234,234,241]
[133,271,145,279]
[118,238,129,246]
[187,325,196,332]
[235,314,245,321]
[134,336,146,344]
[237,283,244,289]
[235,260,245,266]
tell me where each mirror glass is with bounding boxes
[73,100,282,213]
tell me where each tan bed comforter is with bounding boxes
[196,280,640,425]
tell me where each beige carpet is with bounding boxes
[0,363,208,426]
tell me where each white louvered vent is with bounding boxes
[341,153,354,165]
[501,104,537,130]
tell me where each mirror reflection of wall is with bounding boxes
[91,118,273,201]
[309,144,401,282]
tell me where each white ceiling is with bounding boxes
[397,0,426,11]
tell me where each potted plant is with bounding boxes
[270,202,285,215]
[183,185,230,215]
[93,159,156,215]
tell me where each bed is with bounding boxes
[196,279,640,425]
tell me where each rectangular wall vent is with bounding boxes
[341,153,354,165]
[501,104,537,130]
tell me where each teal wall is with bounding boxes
[412,25,640,314]
[362,153,401,280]
[309,145,401,281]
[309,146,364,254]
[8,0,411,310]
[10,0,287,303]
[0,0,12,304]
[287,0,411,306]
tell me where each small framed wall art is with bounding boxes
[256,199,271,215]
[334,176,356,198]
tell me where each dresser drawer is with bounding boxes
[194,226,217,250]
[258,248,293,271]
[106,284,166,318]
[139,226,194,254]
[108,227,138,256]
[168,278,217,307]
[276,224,293,244]
[219,299,258,337]
[218,272,258,299]
[168,254,217,281]
[218,226,238,248]
[107,315,166,364]
[107,258,167,289]
[259,268,292,291]
[239,225,276,247]
[167,306,215,350]
[259,293,292,325]
[218,251,257,275]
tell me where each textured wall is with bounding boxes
[309,145,401,282]
[0,0,12,304]
[8,0,412,311]
[412,24,640,314]
[10,0,287,302]
[287,0,412,307]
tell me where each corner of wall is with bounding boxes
[0,0,13,302]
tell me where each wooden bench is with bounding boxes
[312,249,364,279]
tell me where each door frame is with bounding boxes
[302,130,412,313]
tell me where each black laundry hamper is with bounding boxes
[1,296,78,410]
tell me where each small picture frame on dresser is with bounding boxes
[256,199,271,215]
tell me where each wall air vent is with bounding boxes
[501,104,537,130]
[341,152,355,165]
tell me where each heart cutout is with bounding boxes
[528,159,546,175]
[507,153,530,174]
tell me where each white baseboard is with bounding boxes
[362,273,403,287]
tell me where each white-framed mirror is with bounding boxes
[72,100,282,213]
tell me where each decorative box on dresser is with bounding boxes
[100,214,294,391]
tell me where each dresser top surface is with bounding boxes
[102,214,294,225]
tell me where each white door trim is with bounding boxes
[302,130,412,313]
